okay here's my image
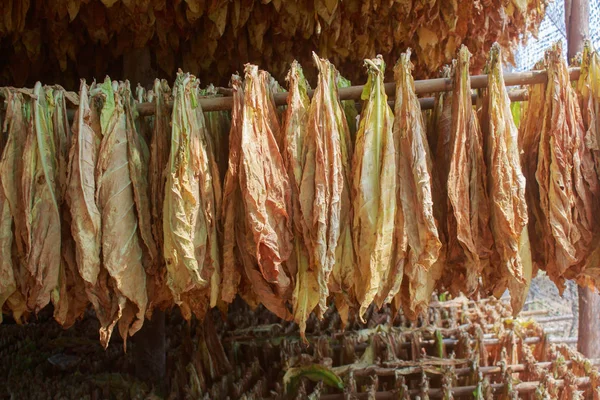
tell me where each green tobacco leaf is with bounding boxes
[351,55,397,320]
[284,364,344,395]
[510,101,521,127]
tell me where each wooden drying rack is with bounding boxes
[131,67,581,114]
[0,68,582,114]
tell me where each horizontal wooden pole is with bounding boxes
[133,68,575,114]
[351,359,600,377]
[320,377,590,399]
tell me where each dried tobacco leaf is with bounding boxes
[0,89,28,323]
[50,86,87,328]
[241,65,293,289]
[394,50,442,320]
[22,82,62,312]
[429,67,451,295]
[282,61,318,341]
[146,79,174,315]
[95,79,147,344]
[577,40,600,180]
[201,84,231,183]
[67,80,118,347]
[534,43,598,291]
[301,53,354,319]
[164,72,221,320]
[518,60,547,277]
[221,68,293,320]
[0,0,546,95]
[480,44,531,314]
[574,41,600,289]
[350,55,396,319]
[445,46,493,295]
[336,74,358,143]
[221,74,244,305]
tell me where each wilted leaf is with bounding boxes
[351,55,396,319]
[394,50,442,319]
[479,44,531,314]
[282,61,319,341]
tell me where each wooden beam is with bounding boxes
[133,69,577,114]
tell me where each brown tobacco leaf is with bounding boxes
[446,46,494,296]
[577,40,600,181]
[429,67,451,295]
[202,84,231,183]
[126,84,163,320]
[480,44,532,314]
[518,60,547,277]
[67,80,119,347]
[534,43,598,291]
[221,67,293,320]
[350,55,396,319]
[221,74,244,305]
[50,86,88,328]
[574,42,600,290]
[282,61,319,340]
[163,72,221,320]
[95,79,147,345]
[394,50,442,319]
[301,53,354,318]
[242,65,293,316]
[240,65,293,293]
[0,90,28,323]
[21,82,62,312]
[146,79,174,316]
[0,0,546,94]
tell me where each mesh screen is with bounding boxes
[514,0,600,71]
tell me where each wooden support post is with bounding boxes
[565,0,600,359]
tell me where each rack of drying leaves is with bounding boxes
[162,296,598,399]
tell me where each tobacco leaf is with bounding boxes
[445,46,494,295]
[201,84,231,183]
[221,74,244,304]
[164,72,221,320]
[518,60,547,278]
[577,40,600,180]
[21,82,62,312]
[350,55,396,319]
[394,50,442,320]
[50,86,88,328]
[95,78,147,345]
[282,61,319,341]
[67,80,118,347]
[301,53,354,319]
[0,89,28,323]
[237,65,293,316]
[479,44,531,314]
[574,41,600,290]
[145,79,174,315]
[534,43,598,291]
[336,74,358,143]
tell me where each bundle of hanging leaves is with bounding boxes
[0,0,546,88]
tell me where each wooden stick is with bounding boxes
[351,359,600,377]
[319,377,590,399]
[131,68,575,114]
[519,309,550,317]
[535,315,574,323]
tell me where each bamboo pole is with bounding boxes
[227,333,577,349]
[319,377,590,399]
[351,359,600,377]
[132,69,577,114]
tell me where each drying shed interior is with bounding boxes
[2,0,600,399]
